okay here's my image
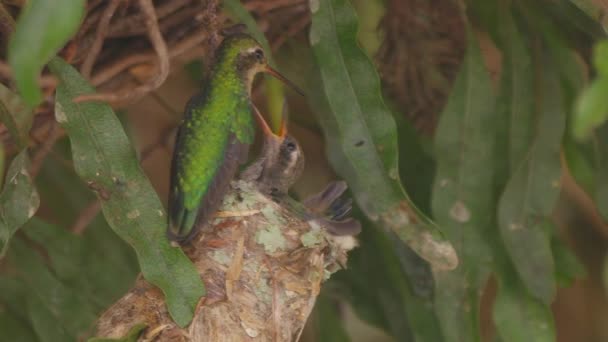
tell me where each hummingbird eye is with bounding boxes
[254,49,264,62]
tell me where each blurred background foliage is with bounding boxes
[0,0,608,341]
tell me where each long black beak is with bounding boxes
[264,66,305,97]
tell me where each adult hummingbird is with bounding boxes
[241,105,361,237]
[168,33,303,242]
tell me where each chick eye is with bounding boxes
[286,142,297,152]
[254,49,264,61]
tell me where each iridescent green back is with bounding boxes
[168,34,259,241]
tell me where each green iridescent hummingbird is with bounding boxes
[168,33,303,242]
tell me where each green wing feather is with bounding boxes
[167,91,251,242]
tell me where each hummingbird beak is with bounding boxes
[264,66,305,97]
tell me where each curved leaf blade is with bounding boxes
[0,83,33,148]
[493,269,555,342]
[48,57,204,327]
[9,239,98,340]
[8,0,85,106]
[431,30,496,342]
[309,0,457,270]
[497,52,564,304]
[0,150,39,257]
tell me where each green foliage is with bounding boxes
[0,84,38,256]
[0,218,137,341]
[0,83,33,149]
[573,41,608,140]
[0,0,604,341]
[48,58,204,327]
[0,150,39,256]
[497,51,564,304]
[309,0,457,271]
[313,295,351,342]
[307,0,591,341]
[431,28,496,341]
[8,0,85,106]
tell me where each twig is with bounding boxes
[71,200,103,235]
[80,0,121,78]
[106,0,191,38]
[89,25,209,87]
[74,0,170,104]
[0,60,58,89]
[0,2,15,39]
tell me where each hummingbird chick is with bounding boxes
[241,105,361,237]
[168,33,303,243]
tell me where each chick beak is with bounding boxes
[264,65,305,97]
[252,104,284,143]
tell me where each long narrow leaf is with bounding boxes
[8,0,85,106]
[497,50,564,305]
[48,57,204,327]
[0,83,33,148]
[431,30,496,341]
[309,0,457,270]
[0,84,38,256]
[493,267,555,342]
[9,239,98,340]
[0,150,39,256]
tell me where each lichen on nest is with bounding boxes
[94,179,355,342]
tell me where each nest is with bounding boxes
[95,181,354,341]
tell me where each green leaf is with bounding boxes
[0,82,38,255]
[551,235,585,287]
[0,276,30,324]
[567,0,608,33]
[594,40,608,76]
[573,77,608,141]
[8,0,85,106]
[334,218,443,341]
[0,83,34,149]
[88,323,147,342]
[431,30,496,341]
[497,52,564,304]
[23,218,137,309]
[593,123,608,220]
[9,239,98,340]
[314,295,351,342]
[497,15,535,173]
[309,0,457,271]
[493,268,555,342]
[0,312,38,342]
[223,0,285,133]
[563,138,595,195]
[48,57,204,327]
[0,150,39,257]
[35,148,139,283]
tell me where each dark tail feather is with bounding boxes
[302,181,348,214]
[328,197,353,221]
[310,217,362,236]
[168,135,249,243]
